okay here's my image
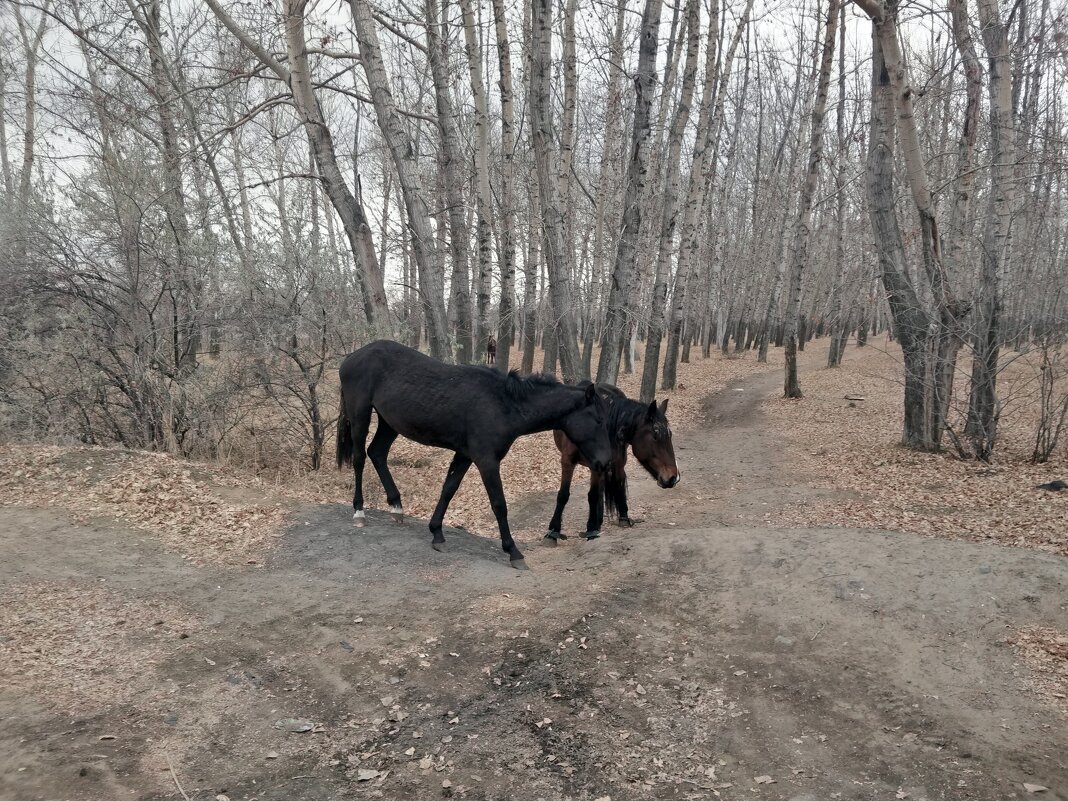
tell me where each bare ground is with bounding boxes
[2,363,1067,801]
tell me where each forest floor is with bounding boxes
[1,338,1067,801]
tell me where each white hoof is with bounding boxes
[353,510,366,528]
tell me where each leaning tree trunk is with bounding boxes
[531,0,583,381]
[349,0,451,359]
[864,12,934,448]
[857,0,970,450]
[783,0,840,398]
[596,0,663,386]
[207,0,390,334]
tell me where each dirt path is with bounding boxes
[2,369,1066,801]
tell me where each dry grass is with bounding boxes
[0,446,292,565]
[0,581,199,715]
[763,339,1068,555]
[1009,626,1068,712]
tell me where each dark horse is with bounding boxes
[336,340,613,569]
[545,383,680,543]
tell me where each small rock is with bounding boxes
[273,718,314,733]
[404,747,416,756]
[216,795,230,801]
[978,565,992,574]
[1023,784,1048,794]
[419,757,434,770]
[380,696,394,707]
[635,685,646,695]
[265,751,280,759]
[442,779,452,788]
[357,768,382,781]
[755,775,776,784]
[774,636,795,646]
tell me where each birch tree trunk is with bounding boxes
[492,0,517,372]
[640,0,701,403]
[531,0,583,381]
[596,0,664,386]
[966,0,1016,459]
[856,0,971,450]
[827,2,850,368]
[783,0,840,398]
[662,0,753,390]
[426,0,473,362]
[460,0,495,362]
[11,3,50,268]
[582,0,627,375]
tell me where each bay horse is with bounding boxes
[336,340,613,569]
[545,383,679,543]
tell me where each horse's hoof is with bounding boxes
[431,541,446,553]
[619,517,634,528]
[390,505,404,524]
[510,559,529,570]
[582,530,601,540]
[543,535,558,547]
[353,511,366,529]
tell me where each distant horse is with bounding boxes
[336,340,613,569]
[545,383,679,543]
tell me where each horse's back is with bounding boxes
[340,340,447,389]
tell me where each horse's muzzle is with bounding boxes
[659,474,680,489]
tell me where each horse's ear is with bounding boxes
[659,398,669,415]
[584,382,598,405]
[647,400,659,421]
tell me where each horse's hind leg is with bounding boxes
[429,453,472,551]
[347,398,373,527]
[477,461,527,569]
[545,459,574,545]
[367,417,403,522]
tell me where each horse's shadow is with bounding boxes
[276,504,515,579]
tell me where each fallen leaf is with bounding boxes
[356,768,382,781]
[1024,785,1049,794]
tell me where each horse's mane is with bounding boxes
[471,366,563,402]
[607,395,650,442]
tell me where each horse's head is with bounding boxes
[559,383,612,473]
[630,399,680,489]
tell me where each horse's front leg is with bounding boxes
[428,454,472,551]
[477,462,526,569]
[584,469,604,540]
[545,459,575,545]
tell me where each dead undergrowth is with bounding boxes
[763,339,1068,556]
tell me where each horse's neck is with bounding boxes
[513,387,582,435]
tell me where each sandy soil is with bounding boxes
[1,352,1066,801]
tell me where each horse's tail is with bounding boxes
[336,388,354,468]
[601,462,626,520]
